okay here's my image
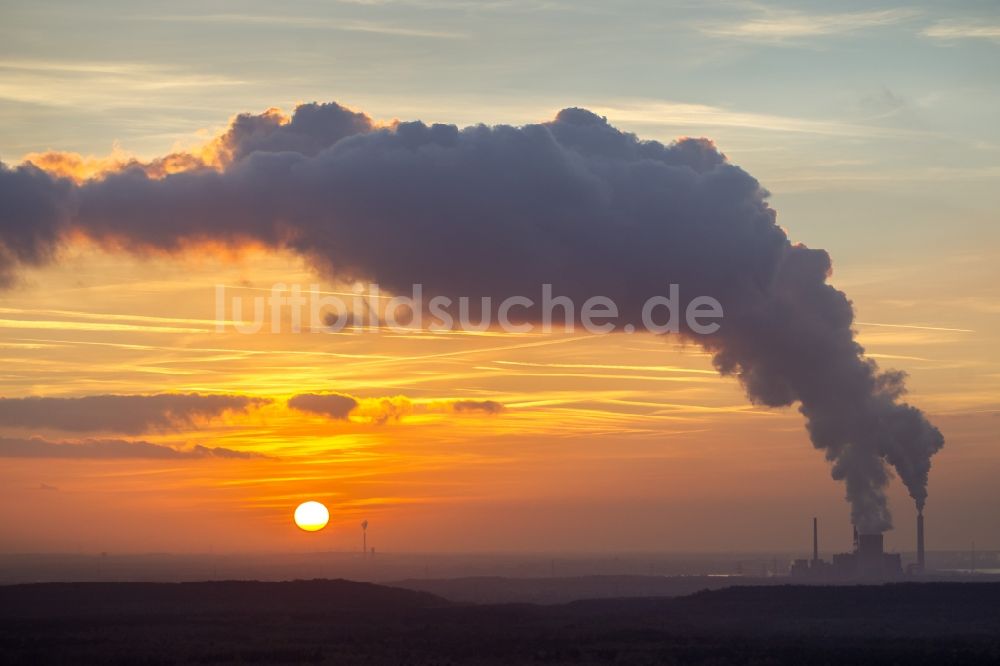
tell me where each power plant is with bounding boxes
[790,514,926,580]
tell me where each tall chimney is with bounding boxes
[917,512,925,571]
[812,517,819,564]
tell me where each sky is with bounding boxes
[0,0,997,555]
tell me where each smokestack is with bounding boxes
[917,512,925,571]
[853,525,859,551]
[813,517,819,564]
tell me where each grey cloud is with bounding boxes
[451,400,505,414]
[288,393,505,422]
[287,393,359,420]
[0,436,269,459]
[0,393,269,434]
[0,101,942,532]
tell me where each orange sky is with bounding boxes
[0,240,995,555]
[3,0,999,559]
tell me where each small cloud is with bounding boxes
[37,482,58,491]
[449,399,506,415]
[922,21,1000,41]
[288,392,505,423]
[0,436,271,460]
[288,393,359,420]
[288,392,410,424]
[704,8,917,42]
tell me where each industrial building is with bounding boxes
[789,514,923,580]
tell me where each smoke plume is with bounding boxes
[0,101,944,532]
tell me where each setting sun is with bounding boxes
[293,501,330,532]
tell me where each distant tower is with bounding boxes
[812,517,819,565]
[361,520,369,558]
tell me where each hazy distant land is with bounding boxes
[3,549,997,586]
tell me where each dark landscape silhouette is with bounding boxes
[3,579,999,665]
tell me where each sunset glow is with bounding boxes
[0,1,996,560]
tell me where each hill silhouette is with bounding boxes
[393,574,780,604]
[2,580,999,664]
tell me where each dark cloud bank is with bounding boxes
[0,393,267,434]
[0,101,943,532]
[0,436,267,460]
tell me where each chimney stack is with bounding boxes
[812,517,819,564]
[917,512,925,571]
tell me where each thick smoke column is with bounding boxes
[0,101,944,532]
